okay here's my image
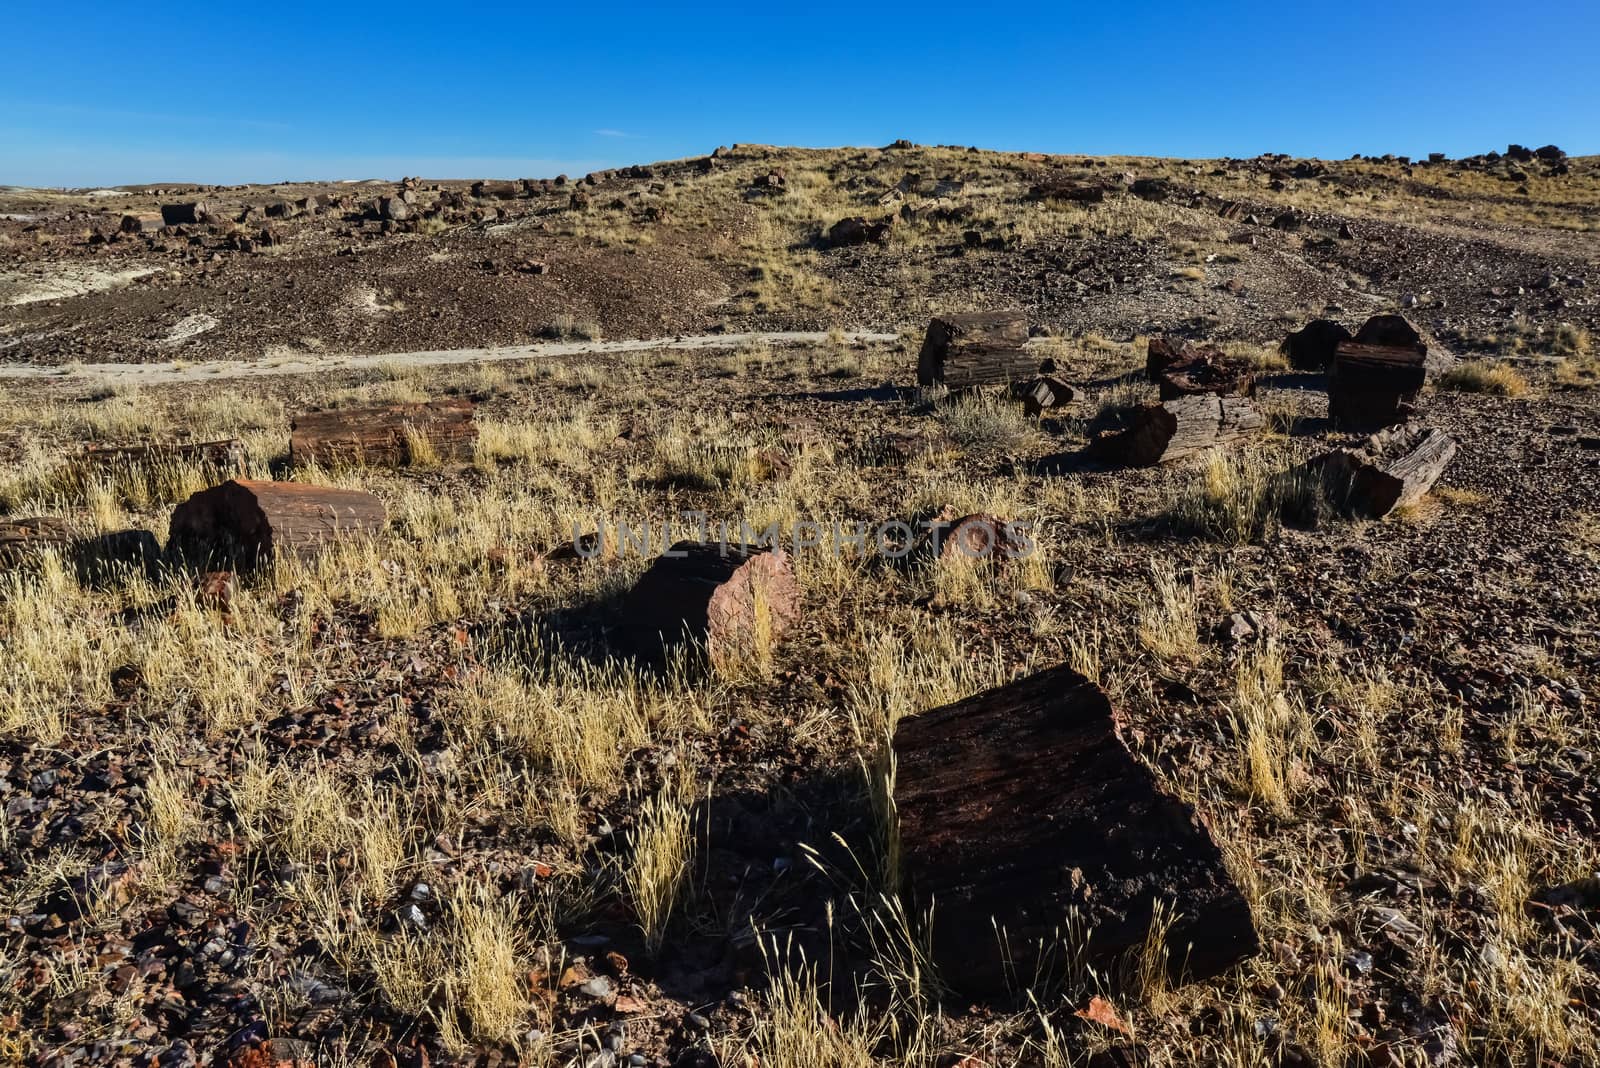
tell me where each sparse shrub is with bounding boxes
[1137,562,1199,660]
[542,313,602,341]
[1165,448,1326,544]
[937,390,1031,454]
[1437,360,1529,396]
[625,784,695,955]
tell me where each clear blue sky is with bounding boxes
[2,0,1595,187]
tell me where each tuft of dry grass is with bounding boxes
[1437,360,1529,396]
[625,778,697,955]
[1136,562,1199,661]
[1164,448,1324,544]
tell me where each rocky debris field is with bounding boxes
[1,142,1600,1068]
[1,143,1596,369]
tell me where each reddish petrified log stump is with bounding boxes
[168,479,386,567]
[1158,359,1255,400]
[1147,337,1255,400]
[1090,395,1265,466]
[1145,337,1203,383]
[926,514,1032,563]
[290,399,477,468]
[1313,426,1457,518]
[894,665,1260,996]
[1328,342,1427,428]
[619,541,801,667]
[918,312,1034,388]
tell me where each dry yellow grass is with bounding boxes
[1437,360,1530,396]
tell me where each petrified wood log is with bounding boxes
[1028,179,1106,204]
[1314,426,1457,518]
[159,202,214,226]
[917,311,1034,389]
[471,180,520,200]
[825,215,895,247]
[0,518,160,578]
[1352,313,1455,378]
[290,399,477,468]
[0,517,75,568]
[1090,395,1265,466]
[894,665,1260,996]
[119,213,164,234]
[1013,376,1076,416]
[926,514,1031,563]
[168,480,386,568]
[80,439,246,473]
[1145,336,1225,383]
[619,541,800,667]
[1158,358,1255,400]
[1328,342,1427,429]
[1280,319,1352,372]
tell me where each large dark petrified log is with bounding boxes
[917,311,1034,389]
[894,665,1260,997]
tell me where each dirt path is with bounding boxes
[0,331,903,384]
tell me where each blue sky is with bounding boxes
[2,0,1595,187]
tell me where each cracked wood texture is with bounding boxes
[1317,426,1458,518]
[80,439,246,472]
[893,664,1259,996]
[1092,394,1265,466]
[290,399,478,468]
[0,517,75,569]
[168,479,386,568]
[916,311,1034,388]
[1329,342,1428,428]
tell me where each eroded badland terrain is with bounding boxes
[2,142,1600,1068]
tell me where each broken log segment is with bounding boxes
[1027,179,1106,203]
[926,513,1031,563]
[1328,342,1427,429]
[1280,319,1352,372]
[80,439,246,473]
[1145,336,1227,383]
[0,517,75,568]
[1352,313,1455,378]
[894,664,1260,996]
[1012,376,1076,417]
[159,202,214,226]
[1090,394,1265,467]
[619,541,800,668]
[119,213,164,235]
[1313,426,1457,518]
[917,311,1034,389]
[471,180,520,200]
[289,399,477,468]
[167,480,387,568]
[1158,358,1255,401]
[0,518,160,578]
